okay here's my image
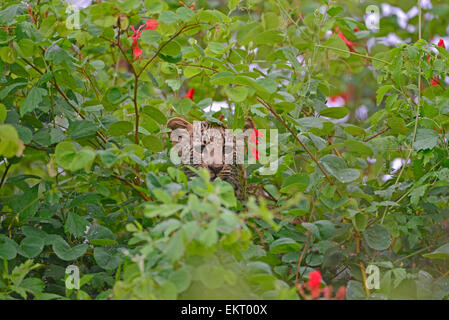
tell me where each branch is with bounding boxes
[22,57,108,147]
[257,96,342,198]
[110,173,151,201]
[295,231,311,283]
[0,161,12,189]
[136,23,202,78]
[364,127,390,142]
[315,44,391,65]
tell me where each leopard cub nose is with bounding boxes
[208,165,223,175]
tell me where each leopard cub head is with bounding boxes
[166,117,254,201]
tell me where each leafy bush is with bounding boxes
[0,0,448,300]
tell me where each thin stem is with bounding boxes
[381,1,422,224]
[364,127,391,142]
[257,96,342,198]
[136,23,201,78]
[110,173,151,201]
[0,161,12,189]
[316,44,391,64]
[295,231,311,283]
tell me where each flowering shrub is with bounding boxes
[0,0,449,300]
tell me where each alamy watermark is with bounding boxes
[65,265,80,290]
[365,264,380,290]
[365,5,380,32]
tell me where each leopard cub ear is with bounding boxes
[244,116,255,130]
[167,117,193,133]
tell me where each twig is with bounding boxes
[136,23,202,78]
[0,161,12,189]
[295,231,311,283]
[257,96,342,198]
[364,127,390,142]
[110,173,151,201]
[315,44,391,65]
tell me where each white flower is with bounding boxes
[65,0,93,9]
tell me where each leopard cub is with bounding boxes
[166,117,254,202]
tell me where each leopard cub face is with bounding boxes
[167,117,254,202]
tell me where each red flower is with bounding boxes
[145,19,158,30]
[249,128,263,145]
[307,270,322,290]
[335,27,356,52]
[130,18,159,59]
[432,78,439,86]
[438,39,446,49]
[186,89,195,100]
[335,286,346,300]
[353,27,359,32]
[133,42,143,60]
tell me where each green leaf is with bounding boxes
[165,230,184,262]
[346,280,366,300]
[20,87,47,116]
[353,213,368,231]
[65,213,89,238]
[144,204,184,218]
[168,267,192,293]
[160,11,180,24]
[319,154,360,183]
[323,34,350,59]
[183,66,202,78]
[176,7,195,21]
[55,141,96,172]
[140,30,161,44]
[225,85,248,102]
[52,237,88,261]
[108,121,133,136]
[414,129,439,151]
[376,85,393,106]
[253,30,283,45]
[161,41,181,57]
[269,238,302,254]
[19,236,44,258]
[17,39,35,57]
[280,174,309,193]
[94,247,122,270]
[0,240,17,260]
[423,243,449,260]
[0,46,17,64]
[327,6,344,17]
[0,124,19,158]
[362,224,392,251]
[344,139,373,156]
[143,106,167,124]
[68,120,99,139]
[105,87,124,104]
[19,184,39,220]
[320,107,348,119]
[142,135,164,153]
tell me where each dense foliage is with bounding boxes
[0,0,448,300]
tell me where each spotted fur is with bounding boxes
[167,117,253,202]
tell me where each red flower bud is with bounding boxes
[438,39,446,49]
[145,18,158,30]
[186,89,195,100]
[335,286,346,300]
